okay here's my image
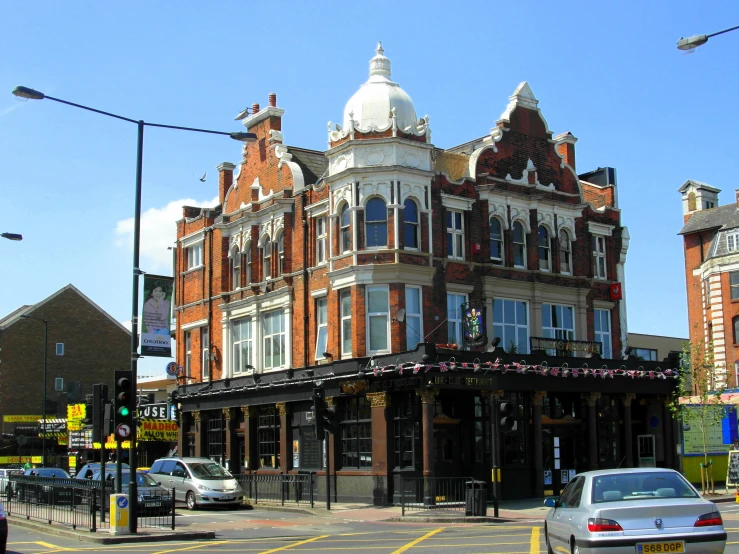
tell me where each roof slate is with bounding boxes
[679,204,739,235]
[287,147,328,185]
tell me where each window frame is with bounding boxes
[257,405,281,469]
[542,303,576,355]
[201,327,210,380]
[538,225,551,271]
[231,246,241,290]
[405,286,423,350]
[489,217,504,265]
[340,289,352,358]
[186,243,203,270]
[559,229,571,274]
[340,397,372,469]
[447,292,468,346]
[232,317,253,375]
[593,235,607,280]
[512,221,527,268]
[184,331,191,377]
[366,285,390,354]
[315,297,328,361]
[733,316,739,344]
[245,244,252,285]
[365,197,388,248]
[316,216,327,264]
[403,198,420,250]
[727,232,739,252]
[594,309,612,359]
[731,272,739,300]
[262,310,286,370]
[277,233,285,275]
[492,298,529,354]
[446,209,465,260]
[262,238,272,280]
[340,204,352,253]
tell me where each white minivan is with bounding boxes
[149,457,243,510]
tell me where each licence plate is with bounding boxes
[145,501,161,507]
[636,541,685,553]
[218,497,233,501]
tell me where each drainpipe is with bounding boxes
[617,227,630,357]
[206,222,214,385]
[302,190,310,369]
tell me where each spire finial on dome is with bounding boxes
[369,42,391,78]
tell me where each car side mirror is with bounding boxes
[544,497,559,508]
[158,481,162,486]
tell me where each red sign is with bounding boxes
[609,283,622,301]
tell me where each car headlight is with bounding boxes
[196,484,212,491]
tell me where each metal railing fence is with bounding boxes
[400,476,486,516]
[233,472,314,507]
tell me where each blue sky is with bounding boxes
[2,1,738,376]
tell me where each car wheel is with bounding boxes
[572,539,580,554]
[544,524,553,554]
[186,491,197,511]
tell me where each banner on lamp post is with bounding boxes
[141,274,174,357]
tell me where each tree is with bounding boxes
[669,336,727,495]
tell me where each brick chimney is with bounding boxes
[243,94,284,136]
[554,132,578,170]
[736,189,739,207]
[216,162,236,205]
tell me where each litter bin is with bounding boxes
[465,480,487,516]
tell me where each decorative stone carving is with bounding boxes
[325,397,336,408]
[366,392,390,408]
[241,406,257,418]
[276,402,287,416]
[622,393,636,407]
[532,391,547,406]
[586,392,601,407]
[340,380,368,395]
[192,411,201,423]
[416,389,439,404]
[223,408,233,420]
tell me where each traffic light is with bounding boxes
[312,388,337,437]
[103,403,113,437]
[82,394,94,425]
[114,369,134,438]
[499,402,515,431]
[92,384,108,443]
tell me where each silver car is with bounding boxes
[149,457,243,510]
[543,468,726,553]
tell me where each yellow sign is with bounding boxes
[3,415,43,423]
[92,435,131,449]
[0,456,42,464]
[67,404,86,431]
[138,419,178,442]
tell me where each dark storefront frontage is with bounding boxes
[176,343,679,503]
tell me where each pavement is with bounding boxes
[8,491,739,544]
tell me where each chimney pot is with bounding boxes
[252,103,260,115]
[268,93,277,107]
[735,189,739,208]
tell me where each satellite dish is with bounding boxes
[395,308,406,323]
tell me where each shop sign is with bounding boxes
[137,403,170,420]
[429,375,495,388]
[374,377,421,392]
[530,337,602,355]
[462,304,486,347]
[3,415,42,423]
[0,456,41,464]
[67,403,86,431]
[138,419,178,442]
[69,429,92,449]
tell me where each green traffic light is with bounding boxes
[120,406,130,416]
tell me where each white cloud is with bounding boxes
[115,196,219,273]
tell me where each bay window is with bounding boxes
[366,286,389,353]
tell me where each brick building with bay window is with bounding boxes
[174,44,678,502]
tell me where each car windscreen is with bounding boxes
[103,472,159,487]
[188,463,232,480]
[27,468,70,478]
[591,472,699,503]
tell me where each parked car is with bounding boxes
[0,500,7,554]
[92,469,173,515]
[0,469,23,498]
[15,467,73,505]
[149,457,243,510]
[543,468,727,554]
[75,462,129,481]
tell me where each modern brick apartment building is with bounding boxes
[679,180,739,389]
[174,45,678,502]
[0,284,130,462]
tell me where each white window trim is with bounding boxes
[316,216,327,265]
[594,308,612,359]
[538,225,551,272]
[447,292,468,346]
[364,198,388,250]
[182,319,208,331]
[315,297,328,360]
[490,216,504,264]
[366,285,390,354]
[405,285,423,350]
[542,303,576,341]
[559,229,572,275]
[232,317,253,375]
[184,331,191,378]
[231,247,241,291]
[262,238,272,280]
[446,209,465,260]
[492,298,530,354]
[340,204,352,253]
[201,327,210,380]
[728,232,739,253]
[512,221,527,269]
[403,199,420,251]
[593,235,607,280]
[340,289,353,359]
[262,309,287,370]
[55,343,64,356]
[186,242,204,270]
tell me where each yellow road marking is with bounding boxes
[153,540,230,554]
[258,535,329,554]
[36,542,71,550]
[391,527,444,554]
[529,527,540,554]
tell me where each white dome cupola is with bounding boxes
[342,43,418,133]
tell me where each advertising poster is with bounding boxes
[682,405,736,455]
[141,274,174,357]
[462,304,486,347]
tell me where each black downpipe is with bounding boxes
[207,224,213,385]
[302,192,309,369]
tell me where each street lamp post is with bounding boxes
[21,315,48,467]
[677,24,739,51]
[13,85,256,532]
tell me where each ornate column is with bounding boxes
[177,411,188,458]
[586,393,601,470]
[662,397,674,469]
[417,388,438,506]
[223,408,238,472]
[192,411,205,458]
[276,402,288,472]
[367,392,391,505]
[622,393,635,468]
[241,406,257,471]
[532,391,546,497]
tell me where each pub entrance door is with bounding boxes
[542,425,583,496]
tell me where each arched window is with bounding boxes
[245,244,252,285]
[559,229,571,274]
[512,221,526,268]
[404,198,419,249]
[262,238,272,280]
[231,246,241,290]
[277,234,285,276]
[490,217,503,264]
[340,203,352,252]
[365,197,387,248]
[734,316,739,344]
[538,226,550,271]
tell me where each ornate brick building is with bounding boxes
[174,44,677,502]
